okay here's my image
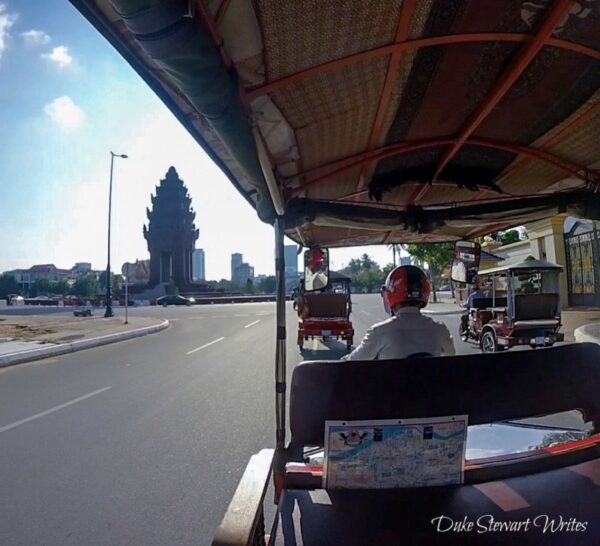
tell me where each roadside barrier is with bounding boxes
[191,295,287,305]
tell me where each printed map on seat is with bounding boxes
[323,416,468,489]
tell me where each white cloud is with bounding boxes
[0,3,17,61]
[44,96,85,129]
[21,29,50,46]
[41,45,72,68]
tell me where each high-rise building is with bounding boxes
[231,253,243,281]
[284,245,300,292]
[284,245,299,276]
[232,262,254,288]
[192,249,206,281]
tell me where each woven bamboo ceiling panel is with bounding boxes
[72,0,600,246]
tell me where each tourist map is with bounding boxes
[323,416,468,489]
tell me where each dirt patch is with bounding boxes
[0,322,58,342]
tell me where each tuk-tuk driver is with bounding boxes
[343,265,455,360]
[460,282,486,333]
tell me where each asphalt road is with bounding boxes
[0,296,489,545]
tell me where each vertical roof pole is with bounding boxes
[253,126,285,216]
[274,216,287,449]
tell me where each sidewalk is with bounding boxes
[422,301,600,344]
[0,314,169,367]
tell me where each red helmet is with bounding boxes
[307,247,325,271]
[381,265,430,313]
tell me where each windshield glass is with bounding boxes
[512,270,560,294]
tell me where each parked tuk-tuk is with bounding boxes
[459,259,565,353]
[71,1,600,544]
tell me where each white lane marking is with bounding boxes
[0,387,112,434]
[170,318,181,321]
[361,310,372,316]
[189,317,205,320]
[235,314,249,317]
[186,337,225,355]
[312,339,319,351]
[244,320,260,329]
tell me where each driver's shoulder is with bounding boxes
[371,316,397,331]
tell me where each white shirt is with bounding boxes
[343,307,455,360]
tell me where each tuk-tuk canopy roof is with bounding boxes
[480,259,563,275]
[329,271,352,283]
[71,0,600,246]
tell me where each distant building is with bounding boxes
[231,253,243,281]
[284,245,298,276]
[8,264,74,291]
[121,260,150,284]
[72,262,92,274]
[192,249,206,281]
[284,245,300,292]
[232,262,254,288]
[399,256,412,266]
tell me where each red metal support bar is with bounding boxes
[214,0,231,26]
[354,0,417,192]
[195,0,232,69]
[245,33,600,101]
[342,1,417,242]
[289,137,595,198]
[430,0,574,183]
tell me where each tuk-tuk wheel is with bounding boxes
[346,339,353,350]
[481,331,499,354]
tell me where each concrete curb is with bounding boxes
[422,308,464,316]
[0,319,169,368]
[574,323,600,346]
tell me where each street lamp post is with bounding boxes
[124,263,129,324]
[105,151,128,318]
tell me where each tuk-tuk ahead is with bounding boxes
[458,259,565,353]
[295,249,354,351]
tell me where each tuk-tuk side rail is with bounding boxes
[512,319,560,329]
[283,433,600,490]
[212,449,274,546]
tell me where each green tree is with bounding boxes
[32,278,52,296]
[214,279,233,292]
[402,243,454,302]
[381,262,395,279]
[112,276,121,299]
[499,229,520,245]
[341,254,385,293]
[166,283,179,295]
[52,280,71,295]
[257,276,276,293]
[73,275,99,298]
[0,273,19,299]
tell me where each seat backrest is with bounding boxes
[471,297,507,309]
[289,344,600,451]
[514,293,559,319]
[303,293,348,317]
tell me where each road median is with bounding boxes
[0,317,169,368]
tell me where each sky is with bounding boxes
[0,1,398,280]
